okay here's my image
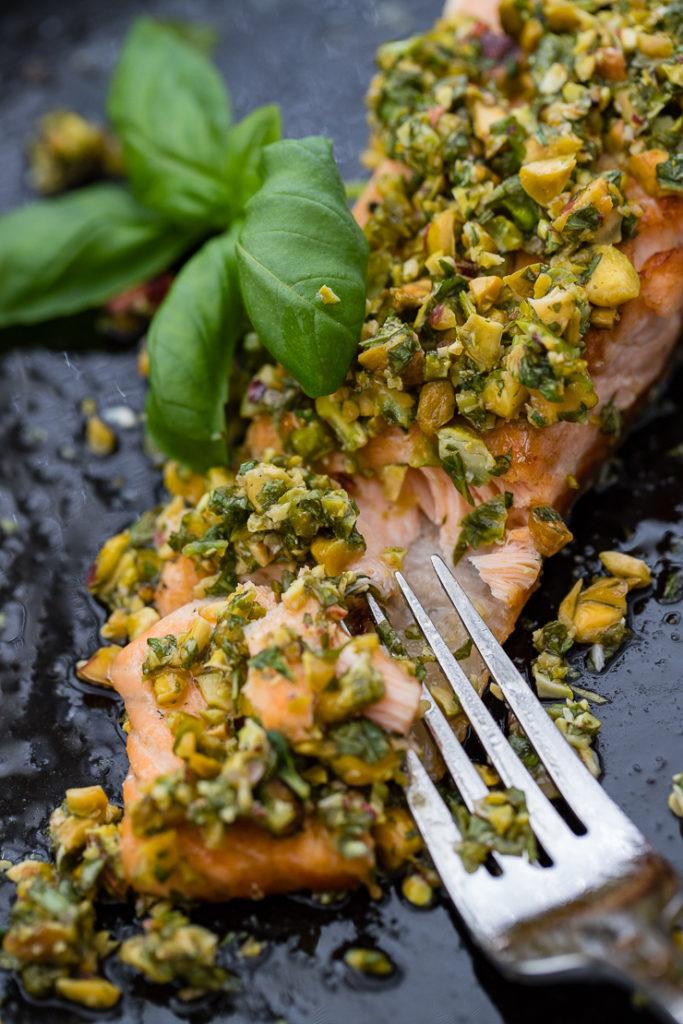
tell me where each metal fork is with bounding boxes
[367,555,683,1023]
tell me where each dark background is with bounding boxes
[0,2,681,1022]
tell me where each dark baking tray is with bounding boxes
[0,2,681,1021]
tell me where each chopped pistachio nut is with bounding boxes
[528,506,572,557]
[170,455,365,591]
[28,109,122,195]
[85,415,117,456]
[598,550,652,590]
[531,555,647,701]
[344,947,394,976]
[76,644,121,686]
[1,857,120,1001]
[238,935,266,958]
[571,576,628,644]
[583,245,640,307]
[532,651,574,700]
[119,903,232,993]
[54,976,121,1009]
[547,699,602,777]
[317,284,341,304]
[669,774,683,818]
[401,873,434,907]
[373,806,422,871]
[447,787,537,873]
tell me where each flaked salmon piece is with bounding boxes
[242,586,420,738]
[337,643,423,735]
[468,528,542,607]
[155,555,202,618]
[241,596,332,742]
[341,426,539,629]
[245,413,283,459]
[402,467,505,555]
[110,590,277,796]
[344,476,422,593]
[109,582,419,900]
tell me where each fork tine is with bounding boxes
[405,748,583,941]
[403,750,502,931]
[367,594,489,812]
[402,750,541,937]
[395,571,574,858]
[429,554,646,843]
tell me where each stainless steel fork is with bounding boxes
[368,555,683,1023]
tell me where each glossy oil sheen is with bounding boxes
[0,1,681,1022]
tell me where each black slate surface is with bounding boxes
[0,2,681,1022]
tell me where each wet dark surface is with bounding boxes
[0,2,682,1022]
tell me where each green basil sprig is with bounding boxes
[0,185,195,328]
[0,18,369,469]
[146,225,245,471]
[237,137,369,398]
[107,18,234,229]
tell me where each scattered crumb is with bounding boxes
[317,284,341,304]
[86,415,117,456]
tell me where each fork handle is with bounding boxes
[592,908,683,1023]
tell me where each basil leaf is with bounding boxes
[146,393,214,468]
[108,18,233,229]
[329,720,390,763]
[453,491,513,564]
[154,20,219,56]
[656,153,683,193]
[223,105,282,218]
[146,225,245,471]
[0,184,193,328]
[236,136,369,398]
